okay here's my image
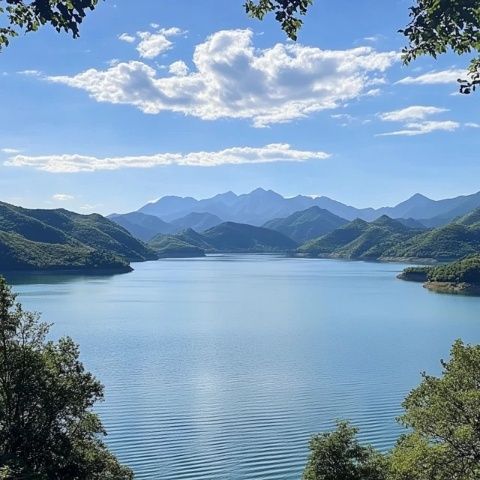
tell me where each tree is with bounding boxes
[401,0,480,93]
[302,421,388,480]
[0,276,132,479]
[303,340,480,480]
[0,0,99,50]
[245,0,313,40]
[390,339,480,480]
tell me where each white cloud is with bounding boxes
[18,70,42,77]
[136,27,184,59]
[119,33,135,43]
[379,106,448,122]
[169,60,189,76]
[377,121,460,137]
[4,144,331,173]
[1,148,21,154]
[46,29,398,127]
[396,69,466,85]
[465,122,480,128]
[52,193,75,201]
[377,105,459,136]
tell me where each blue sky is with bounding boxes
[0,0,479,215]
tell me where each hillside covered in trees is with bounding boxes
[0,202,157,273]
[149,222,297,256]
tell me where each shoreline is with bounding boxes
[424,281,480,296]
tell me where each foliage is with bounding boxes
[402,0,480,93]
[303,421,388,480]
[0,201,158,273]
[148,234,206,258]
[427,254,480,284]
[150,222,297,256]
[0,277,133,479]
[397,266,430,282]
[304,340,480,480]
[388,222,480,261]
[0,0,99,50]
[302,209,480,262]
[299,216,421,260]
[245,0,313,40]
[390,340,480,479]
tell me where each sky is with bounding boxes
[0,0,479,215]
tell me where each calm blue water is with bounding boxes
[7,255,480,479]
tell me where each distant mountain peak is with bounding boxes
[410,193,431,201]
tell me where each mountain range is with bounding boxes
[110,189,480,241]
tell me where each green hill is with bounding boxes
[149,222,297,257]
[398,255,480,296]
[0,202,157,273]
[299,216,422,260]
[263,206,348,243]
[201,222,297,252]
[387,208,480,261]
[148,235,206,258]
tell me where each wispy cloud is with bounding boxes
[379,106,448,122]
[377,105,459,136]
[118,33,136,43]
[465,122,480,129]
[17,70,42,77]
[377,121,460,137]
[46,29,398,127]
[52,193,75,201]
[1,148,21,154]
[4,144,331,173]
[396,69,466,85]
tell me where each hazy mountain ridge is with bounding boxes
[132,188,480,227]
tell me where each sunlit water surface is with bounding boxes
[8,255,480,479]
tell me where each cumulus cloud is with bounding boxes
[46,29,398,127]
[396,69,466,85]
[169,60,189,76]
[119,27,185,59]
[4,144,331,173]
[378,105,459,136]
[52,193,75,201]
[379,106,448,122]
[137,27,185,59]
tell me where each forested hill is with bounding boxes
[0,202,157,273]
[298,216,422,260]
[264,206,348,243]
[386,208,480,261]
[298,209,480,262]
[149,221,297,257]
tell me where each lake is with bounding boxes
[7,255,480,479]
